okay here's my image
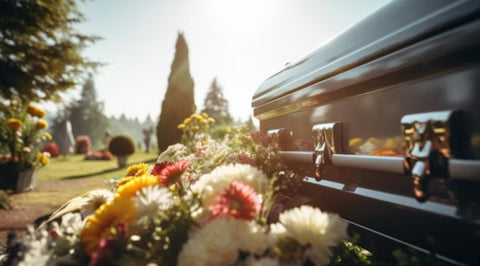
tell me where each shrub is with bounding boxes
[42,142,60,158]
[108,135,135,157]
[75,135,91,154]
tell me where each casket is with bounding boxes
[252,0,480,265]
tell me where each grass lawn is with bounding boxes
[38,152,158,180]
[9,152,159,209]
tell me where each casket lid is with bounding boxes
[252,0,480,109]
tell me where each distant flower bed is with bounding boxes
[85,149,114,161]
[2,113,374,265]
[43,142,60,158]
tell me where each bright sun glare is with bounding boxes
[203,0,277,32]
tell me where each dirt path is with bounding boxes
[0,177,105,247]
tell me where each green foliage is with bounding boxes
[208,123,229,141]
[0,0,100,103]
[156,33,196,152]
[107,113,156,151]
[0,190,12,210]
[328,236,373,266]
[108,135,135,157]
[68,75,109,148]
[201,78,232,125]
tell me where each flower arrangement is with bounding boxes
[0,99,51,175]
[2,113,375,265]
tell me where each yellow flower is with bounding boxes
[10,100,18,106]
[126,163,148,177]
[27,104,46,118]
[178,123,186,129]
[116,176,135,188]
[42,132,52,140]
[192,114,202,120]
[200,118,208,125]
[184,117,192,125]
[36,119,48,129]
[201,112,209,118]
[192,126,200,132]
[7,118,22,131]
[36,153,49,165]
[208,117,215,124]
[81,197,136,256]
[226,127,231,134]
[115,175,158,198]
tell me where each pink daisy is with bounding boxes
[157,160,191,187]
[151,162,169,176]
[209,181,261,220]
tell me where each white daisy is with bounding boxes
[135,185,174,219]
[178,217,269,266]
[60,212,83,235]
[272,205,348,266]
[80,189,114,217]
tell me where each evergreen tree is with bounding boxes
[201,78,232,124]
[69,75,108,148]
[0,0,99,103]
[156,33,195,152]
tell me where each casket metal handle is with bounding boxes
[268,110,480,202]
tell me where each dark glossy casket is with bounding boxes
[252,0,480,265]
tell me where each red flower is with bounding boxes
[209,181,261,220]
[151,162,169,176]
[157,160,191,187]
[236,153,256,166]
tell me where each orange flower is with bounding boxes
[81,197,135,256]
[27,104,46,118]
[36,119,48,129]
[7,118,22,131]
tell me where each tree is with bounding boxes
[201,78,232,124]
[156,33,195,152]
[69,75,108,148]
[0,0,99,103]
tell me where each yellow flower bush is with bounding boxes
[0,98,52,173]
[178,112,216,151]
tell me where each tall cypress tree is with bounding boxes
[156,33,195,152]
[201,78,232,124]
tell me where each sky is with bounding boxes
[52,0,391,123]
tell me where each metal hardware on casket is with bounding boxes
[312,122,343,181]
[401,110,462,202]
[267,128,292,150]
